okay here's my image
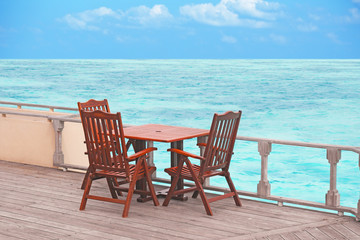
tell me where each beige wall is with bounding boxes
[0,115,55,167]
[62,121,88,168]
[0,108,87,168]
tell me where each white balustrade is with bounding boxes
[257,141,271,197]
[1,101,359,220]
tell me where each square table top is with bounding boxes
[123,124,209,143]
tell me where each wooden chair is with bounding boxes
[78,99,135,189]
[163,111,242,216]
[79,110,159,217]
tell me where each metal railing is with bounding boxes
[1,101,359,220]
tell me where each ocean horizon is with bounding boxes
[1,59,359,208]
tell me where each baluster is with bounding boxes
[147,141,156,179]
[325,148,341,207]
[358,156,360,221]
[197,136,209,186]
[257,141,272,197]
[357,198,360,221]
[52,119,64,167]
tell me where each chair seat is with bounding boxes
[164,164,222,180]
[95,164,156,180]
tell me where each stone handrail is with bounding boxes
[1,101,359,220]
[0,101,77,112]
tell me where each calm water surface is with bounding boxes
[1,59,359,208]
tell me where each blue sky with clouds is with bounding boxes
[1,0,359,58]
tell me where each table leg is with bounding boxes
[133,139,152,203]
[170,140,188,201]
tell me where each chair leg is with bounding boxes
[111,177,123,196]
[81,167,91,190]
[225,173,242,207]
[163,158,185,207]
[80,174,93,210]
[122,160,141,218]
[122,179,136,218]
[106,177,118,199]
[185,159,213,216]
[192,190,199,199]
[143,160,159,206]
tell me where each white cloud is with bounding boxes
[60,7,120,31]
[126,5,173,26]
[180,3,242,26]
[270,33,286,44]
[349,8,360,19]
[353,0,360,3]
[222,0,280,20]
[62,14,87,30]
[79,6,119,22]
[221,35,237,43]
[308,14,320,21]
[180,0,279,27]
[327,33,342,44]
[345,8,360,22]
[60,5,173,32]
[297,23,318,32]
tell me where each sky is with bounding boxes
[0,0,360,59]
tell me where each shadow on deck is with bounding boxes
[0,160,359,240]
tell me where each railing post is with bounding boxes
[52,119,64,167]
[197,136,209,187]
[257,141,272,197]
[147,141,156,179]
[357,156,360,221]
[325,148,341,207]
[357,198,360,221]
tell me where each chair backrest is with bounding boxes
[78,99,115,141]
[80,109,130,176]
[200,111,242,174]
[78,99,110,113]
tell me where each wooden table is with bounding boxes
[124,124,209,201]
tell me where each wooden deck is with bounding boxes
[1,160,359,240]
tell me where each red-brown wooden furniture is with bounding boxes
[123,124,209,201]
[162,111,242,215]
[78,99,134,190]
[79,110,159,217]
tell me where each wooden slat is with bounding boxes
[305,227,331,240]
[280,232,300,240]
[0,159,359,240]
[318,225,348,239]
[342,221,360,236]
[330,223,360,239]
[293,230,316,239]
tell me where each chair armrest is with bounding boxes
[167,148,205,161]
[127,147,157,162]
[197,143,207,147]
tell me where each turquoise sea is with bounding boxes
[1,59,359,208]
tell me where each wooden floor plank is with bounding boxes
[280,232,301,240]
[293,230,316,239]
[342,221,360,237]
[0,233,26,240]
[305,227,333,240]
[0,159,358,240]
[0,216,104,240]
[318,225,347,240]
[267,234,285,240]
[0,218,68,240]
[330,223,360,239]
